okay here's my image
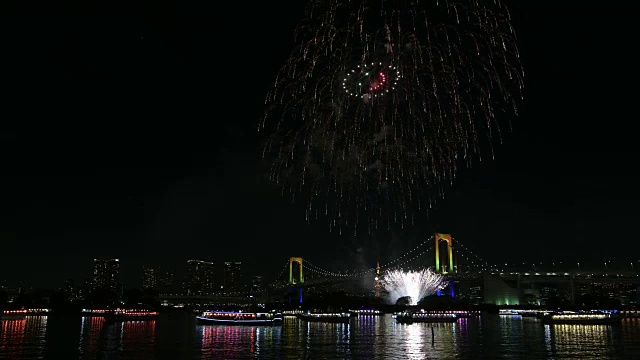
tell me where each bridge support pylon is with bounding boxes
[288,257,304,304]
[289,257,304,285]
[435,233,454,274]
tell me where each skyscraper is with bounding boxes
[185,260,214,296]
[223,262,242,292]
[157,270,175,295]
[142,265,159,290]
[92,258,120,302]
[142,265,175,294]
[251,275,264,293]
[64,278,77,302]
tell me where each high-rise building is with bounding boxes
[142,266,160,290]
[77,278,92,301]
[185,260,214,296]
[224,262,242,292]
[142,265,175,294]
[63,278,77,302]
[92,258,121,301]
[157,270,175,295]
[251,276,264,292]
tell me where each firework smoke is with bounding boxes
[382,268,444,305]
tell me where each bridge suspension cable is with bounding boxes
[454,237,499,272]
[303,260,348,278]
[382,246,434,272]
[268,260,290,287]
[275,235,506,285]
[301,237,437,281]
[379,235,434,270]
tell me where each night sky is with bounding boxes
[2,3,639,288]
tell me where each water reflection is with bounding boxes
[457,317,469,342]
[79,316,106,355]
[622,318,640,355]
[121,321,156,358]
[499,314,524,355]
[352,316,375,359]
[24,316,48,356]
[1,313,640,359]
[544,323,553,356]
[0,316,48,359]
[0,318,26,358]
[403,322,425,359]
[306,322,349,359]
[199,324,282,359]
[547,323,622,358]
[281,316,303,355]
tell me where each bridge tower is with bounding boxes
[435,233,454,274]
[289,257,304,285]
[435,233,456,298]
[374,259,382,297]
[287,257,304,304]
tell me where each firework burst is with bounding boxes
[261,0,523,234]
[382,268,445,305]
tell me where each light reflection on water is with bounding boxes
[0,316,48,359]
[79,316,105,355]
[0,313,639,359]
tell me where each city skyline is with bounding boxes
[0,256,252,292]
[3,4,640,288]
[3,250,639,292]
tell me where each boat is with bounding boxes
[621,310,640,318]
[499,309,521,316]
[541,311,622,325]
[395,310,459,323]
[349,309,384,316]
[80,309,113,317]
[519,310,545,318]
[499,309,544,318]
[196,311,283,326]
[296,312,351,323]
[104,309,158,322]
[0,310,27,320]
[25,308,51,316]
[450,310,479,318]
[282,310,304,317]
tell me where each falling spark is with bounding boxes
[261,0,524,234]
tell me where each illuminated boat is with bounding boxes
[499,309,521,316]
[500,309,544,318]
[104,309,158,322]
[25,308,51,316]
[395,310,460,323]
[449,310,479,318]
[80,309,113,317]
[282,310,304,317]
[0,310,27,320]
[296,312,351,323]
[541,311,622,325]
[196,311,283,326]
[349,309,384,316]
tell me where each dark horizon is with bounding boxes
[2,4,640,289]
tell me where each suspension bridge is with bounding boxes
[268,233,495,289]
[264,233,640,307]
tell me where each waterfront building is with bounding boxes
[224,262,242,292]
